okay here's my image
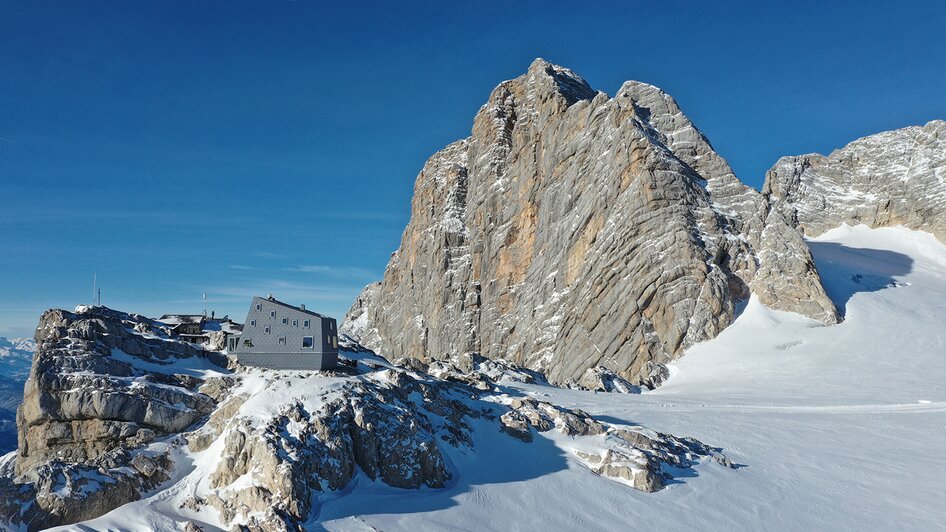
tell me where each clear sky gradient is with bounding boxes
[2,1,944,337]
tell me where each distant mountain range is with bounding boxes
[0,337,34,452]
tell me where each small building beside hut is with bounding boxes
[159,314,243,351]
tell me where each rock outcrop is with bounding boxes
[0,305,736,530]
[18,307,223,474]
[202,368,480,530]
[343,58,838,387]
[501,397,732,492]
[765,120,946,241]
[0,306,227,530]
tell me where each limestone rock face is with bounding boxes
[18,307,222,474]
[205,369,476,530]
[765,120,946,241]
[3,306,227,530]
[343,59,838,386]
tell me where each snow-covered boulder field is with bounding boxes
[0,306,730,531]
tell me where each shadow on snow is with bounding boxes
[310,413,571,528]
[807,241,913,318]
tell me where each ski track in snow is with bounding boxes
[57,225,946,532]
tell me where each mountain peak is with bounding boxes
[345,61,839,388]
[522,58,596,105]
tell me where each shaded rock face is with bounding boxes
[765,120,946,242]
[4,306,227,530]
[343,58,837,386]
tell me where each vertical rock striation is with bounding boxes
[765,120,946,242]
[343,59,838,386]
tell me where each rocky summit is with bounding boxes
[765,120,946,243]
[343,58,838,387]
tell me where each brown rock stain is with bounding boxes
[567,214,604,285]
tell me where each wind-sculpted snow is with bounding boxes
[765,120,946,242]
[343,58,837,388]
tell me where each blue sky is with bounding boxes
[1,1,944,337]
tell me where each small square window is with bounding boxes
[243,339,254,347]
[256,303,261,311]
[302,336,313,348]
[282,317,288,324]
[264,326,271,334]
[250,320,256,327]
[270,311,276,319]
[278,337,286,345]
[292,319,298,327]
[304,320,310,328]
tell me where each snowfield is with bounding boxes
[56,225,946,531]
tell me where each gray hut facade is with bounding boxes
[231,296,339,370]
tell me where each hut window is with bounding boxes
[302,336,314,348]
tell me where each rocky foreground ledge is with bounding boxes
[0,306,732,531]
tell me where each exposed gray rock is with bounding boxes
[205,368,482,530]
[0,306,228,530]
[502,397,732,492]
[17,307,222,474]
[0,304,737,531]
[765,120,946,242]
[575,366,642,393]
[343,58,838,387]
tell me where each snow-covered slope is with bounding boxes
[321,228,946,531]
[57,225,946,531]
